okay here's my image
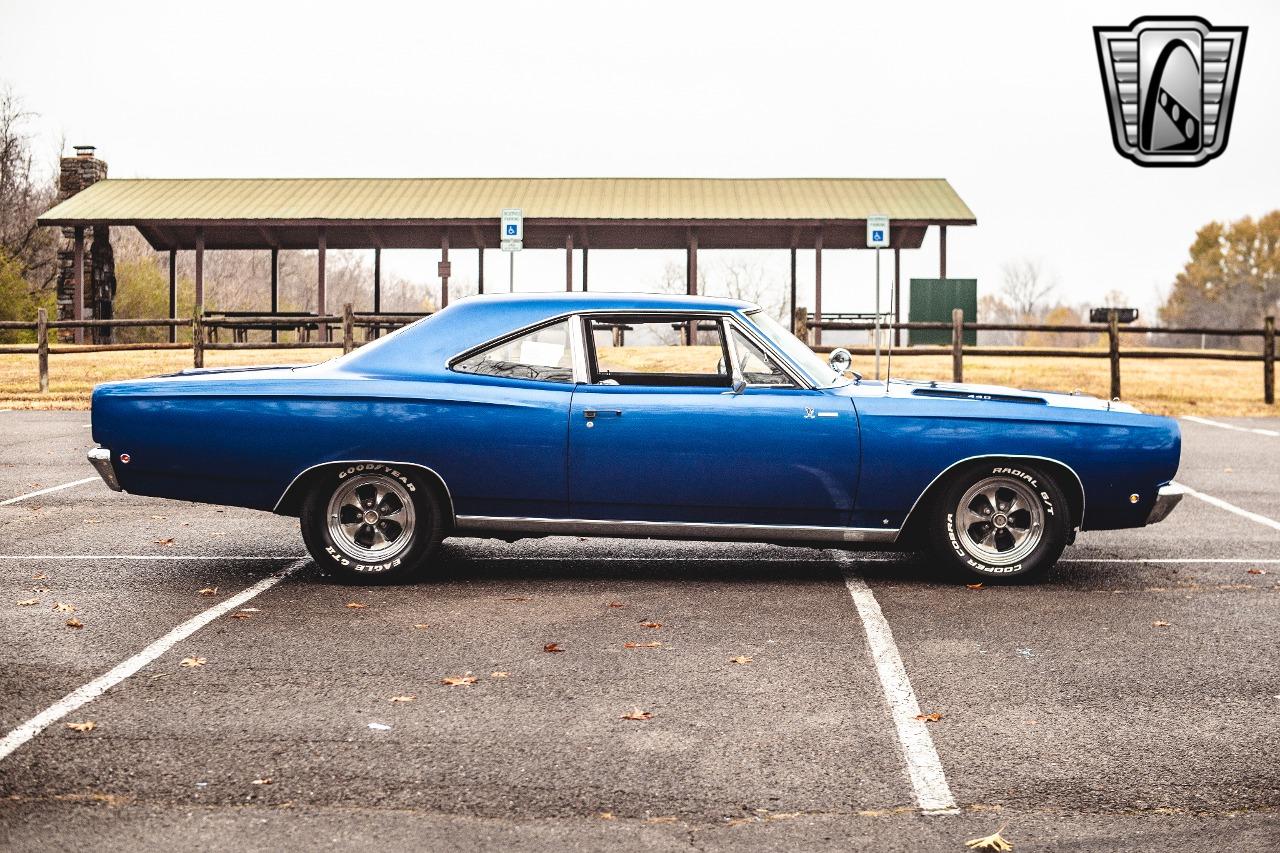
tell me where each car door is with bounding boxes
[567,314,860,527]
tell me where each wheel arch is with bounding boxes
[273,460,456,526]
[897,454,1085,546]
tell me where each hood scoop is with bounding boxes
[911,386,1047,405]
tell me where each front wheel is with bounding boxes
[300,463,443,583]
[927,462,1069,582]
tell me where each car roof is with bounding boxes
[453,291,757,313]
[339,291,759,379]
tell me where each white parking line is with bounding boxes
[836,553,958,816]
[0,477,100,507]
[0,555,300,561]
[0,558,307,765]
[1176,482,1280,533]
[1183,415,1280,437]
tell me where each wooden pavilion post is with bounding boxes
[565,233,574,291]
[813,230,823,346]
[316,227,327,341]
[194,227,205,322]
[373,247,382,312]
[939,225,947,278]
[582,245,589,292]
[477,246,484,295]
[686,232,699,345]
[439,233,450,308]
[72,227,85,344]
[269,247,279,343]
[167,249,177,344]
[789,246,797,331]
[893,247,902,346]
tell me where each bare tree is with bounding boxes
[1000,259,1056,319]
[0,84,58,289]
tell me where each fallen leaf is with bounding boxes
[490,671,510,679]
[84,518,102,524]
[17,598,39,606]
[345,602,367,609]
[1247,568,1267,575]
[154,537,175,546]
[412,623,430,630]
[230,612,251,620]
[966,583,984,590]
[388,695,416,703]
[180,657,207,668]
[65,619,83,629]
[180,522,191,527]
[729,656,753,665]
[965,828,1013,851]
[1152,621,1170,628]
[198,587,218,596]
[251,778,272,785]
[32,572,47,580]
[543,642,565,653]
[598,811,616,820]
[644,816,677,824]
[607,602,626,608]
[150,515,166,520]
[915,712,942,722]
[52,601,75,613]
[441,674,478,687]
[640,621,662,629]
[623,641,662,649]
[65,721,96,732]
[621,708,653,721]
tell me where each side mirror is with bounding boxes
[730,374,747,395]
[829,348,852,375]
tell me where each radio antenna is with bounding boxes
[884,271,896,391]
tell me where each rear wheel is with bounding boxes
[300,463,443,583]
[927,462,1069,582]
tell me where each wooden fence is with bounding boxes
[808,309,1276,404]
[0,305,1274,405]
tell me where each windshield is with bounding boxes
[743,310,845,387]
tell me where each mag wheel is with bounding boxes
[928,462,1069,582]
[300,463,443,583]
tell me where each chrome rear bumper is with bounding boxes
[1145,482,1186,525]
[87,447,122,492]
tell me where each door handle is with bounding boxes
[583,409,623,419]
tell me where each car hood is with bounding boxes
[840,378,1137,413]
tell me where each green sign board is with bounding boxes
[908,279,977,345]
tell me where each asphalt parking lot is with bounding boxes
[0,411,1278,852]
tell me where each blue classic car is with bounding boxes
[87,292,1182,582]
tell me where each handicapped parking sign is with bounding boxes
[506,223,517,236]
[867,215,890,248]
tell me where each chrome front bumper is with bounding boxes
[1145,482,1186,525]
[87,447,122,492]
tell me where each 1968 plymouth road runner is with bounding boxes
[87,292,1183,582]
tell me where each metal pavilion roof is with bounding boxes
[38,177,975,251]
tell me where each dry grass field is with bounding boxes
[0,346,1273,417]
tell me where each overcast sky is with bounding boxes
[1,0,1275,317]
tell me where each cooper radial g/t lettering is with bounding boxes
[86,292,1182,583]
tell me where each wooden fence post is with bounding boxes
[951,308,964,383]
[1265,315,1275,405]
[193,305,204,369]
[1108,309,1121,400]
[342,303,354,354]
[36,307,48,393]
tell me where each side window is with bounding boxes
[730,327,793,386]
[588,316,730,387]
[455,320,574,383]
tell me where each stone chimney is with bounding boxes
[55,146,113,341]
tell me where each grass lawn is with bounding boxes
[0,346,1273,417]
